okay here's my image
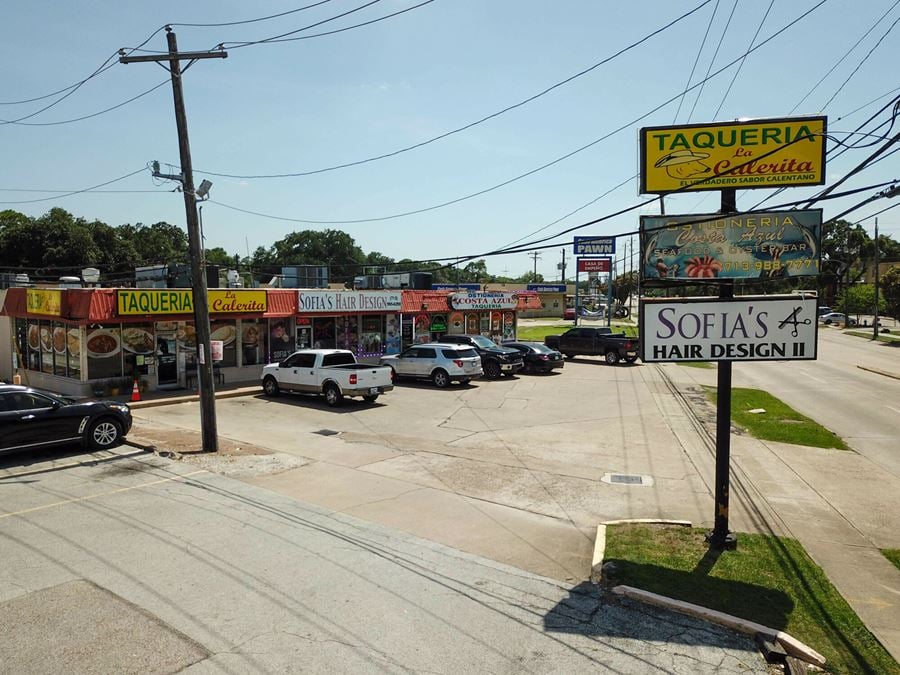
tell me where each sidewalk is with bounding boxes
[659,362,900,664]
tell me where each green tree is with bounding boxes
[881,267,900,321]
[836,284,884,317]
[119,221,189,265]
[518,271,545,283]
[269,229,365,282]
[205,247,237,267]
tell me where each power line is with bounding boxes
[712,0,775,119]
[206,0,830,225]
[194,0,713,179]
[687,0,738,122]
[0,167,150,205]
[789,0,900,114]
[672,0,719,124]
[170,0,337,28]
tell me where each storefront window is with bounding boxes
[122,323,156,378]
[415,313,431,343]
[240,320,263,366]
[51,321,67,376]
[502,312,516,341]
[358,315,384,357]
[335,316,359,352]
[295,318,312,350]
[210,320,237,367]
[465,314,479,335]
[448,312,464,335]
[312,317,336,349]
[67,326,81,380]
[86,325,123,379]
[267,318,295,363]
[429,314,447,341]
[384,313,401,355]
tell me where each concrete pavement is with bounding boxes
[0,448,766,673]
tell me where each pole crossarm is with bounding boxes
[119,51,227,65]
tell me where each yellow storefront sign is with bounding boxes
[26,289,63,316]
[117,289,268,315]
[640,116,826,194]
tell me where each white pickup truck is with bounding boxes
[261,349,393,406]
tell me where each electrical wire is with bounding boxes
[0,167,150,205]
[672,0,720,124]
[222,0,385,48]
[194,0,713,179]
[170,0,337,28]
[790,0,900,114]
[687,0,738,122]
[206,0,830,224]
[712,0,774,119]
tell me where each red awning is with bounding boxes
[401,290,452,313]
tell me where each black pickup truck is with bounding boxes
[544,327,639,364]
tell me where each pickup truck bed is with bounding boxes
[545,327,639,364]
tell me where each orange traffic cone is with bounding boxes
[130,378,141,402]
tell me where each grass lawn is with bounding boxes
[515,323,639,342]
[704,386,849,450]
[882,549,900,572]
[605,524,899,674]
[845,330,900,344]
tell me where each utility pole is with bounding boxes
[527,251,541,279]
[873,217,880,340]
[120,29,227,453]
[559,248,567,284]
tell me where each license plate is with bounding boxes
[369,387,380,394]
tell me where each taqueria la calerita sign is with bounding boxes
[640,296,817,362]
[27,288,63,316]
[640,116,826,194]
[640,209,821,281]
[117,289,268,315]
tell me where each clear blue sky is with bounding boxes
[2,0,898,279]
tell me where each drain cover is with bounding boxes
[601,472,653,486]
[313,429,340,436]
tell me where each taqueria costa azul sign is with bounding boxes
[117,289,268,315]
[640,296,817,362]
[640,209,822,281]
[449,292,518,311]
[640,116,826,194]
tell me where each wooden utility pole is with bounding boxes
[120,28,227,452]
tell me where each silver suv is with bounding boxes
[379,343,483,388]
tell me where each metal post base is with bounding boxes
[706,530,738,550]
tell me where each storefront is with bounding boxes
[296,289,403,362]
[400,290,534,347]
[1,287,296,396]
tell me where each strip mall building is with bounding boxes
[0,287,535,396]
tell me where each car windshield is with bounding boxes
[470,336,497,349]
[525,343,555,353]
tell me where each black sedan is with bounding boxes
[501,341,565,374]
[0,385,132,456]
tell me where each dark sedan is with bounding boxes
[501,341,565,374]
[0,385,132,456]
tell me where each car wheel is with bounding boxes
[824,319,832,325]
[432,369,450,388]
[605,351,620,365]
[323,383,343,407]
[484,361,501,379]
[363,394,379,403]
[563,353,575,360]
[86,417,122,450]
[262,376,280,396]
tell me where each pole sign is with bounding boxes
[640,209,822,281]
[577,257,611,273]
[526,284,567,292]
[574,237,615,255]
[640,116,826,194]
[640,295,817,362]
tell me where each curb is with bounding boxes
[129,387,259,409]
[590,519,692,584]
[612,585,826,669]
[856,365,900,381]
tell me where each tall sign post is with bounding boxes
[573,238,615,325]
[639,115,826,550]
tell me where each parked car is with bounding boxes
[0,384,132,455]
[818,312,857,326]
[379,343,483,387]
[261,349,394,406]
[439,334,525,378]
[544,327,640,364]
[501,341,565,373]
[817,306,833,316]
[564,307,576,320]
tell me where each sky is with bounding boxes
[2,0,899,280]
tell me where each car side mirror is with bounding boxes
[50,400,61,410]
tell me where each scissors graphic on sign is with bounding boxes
[778,306,811,337]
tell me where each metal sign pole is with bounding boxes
[709,187,738,550]
[574,264,580,326]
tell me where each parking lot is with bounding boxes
[130,356,717,582]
